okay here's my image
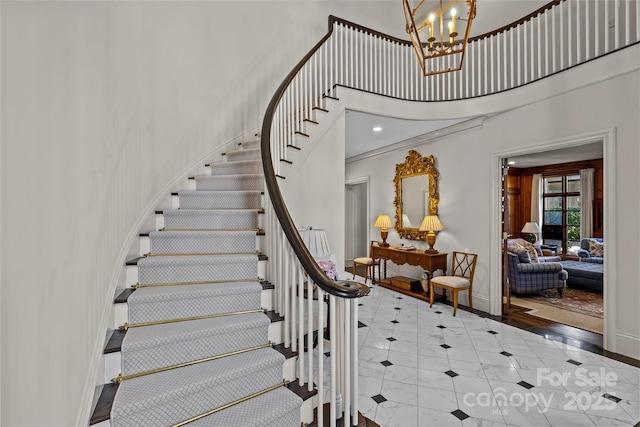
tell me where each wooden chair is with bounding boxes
[429,251,478,316]
[352,241,381,284]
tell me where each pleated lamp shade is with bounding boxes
[298,227,331,261]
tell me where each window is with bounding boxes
[542,175,581,254]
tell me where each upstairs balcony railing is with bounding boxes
[260,1,638,425]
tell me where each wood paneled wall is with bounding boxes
[506,159,604,238]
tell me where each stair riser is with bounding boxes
[206,160,263,176]
[114,288,274,328]
[156,210,262,231]
[142,233,258,256]
[173,192,264,209]
[192,175,264,191]
[137,256,257,286]
[126,260,267,287]
[104,316,281,383]
[224,149,261,162]
[238,138,260,150]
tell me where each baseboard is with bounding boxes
[615,331,640,360]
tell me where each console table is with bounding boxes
[370,245,448,291]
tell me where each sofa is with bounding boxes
[577,238,604,263]
[507,247,567,296]
[507,238,562,263]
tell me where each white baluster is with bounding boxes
[317,288,324,427]
[307,277,313,392]
[351,299,359,427]
[330,294,337,427]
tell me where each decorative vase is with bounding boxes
[421,272,430,293]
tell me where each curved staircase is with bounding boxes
[90,138,307,426]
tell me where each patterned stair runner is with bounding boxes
[148,230,257,255]
[108,143,302,426]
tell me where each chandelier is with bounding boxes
[403,0,477,76]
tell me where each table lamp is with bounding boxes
[419,215,443,253]
[374,214,392,247]
[521,222,541,245]
[298,227,331,261]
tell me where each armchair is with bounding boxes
[577,238,604,264]
[507,248,567,297]
[507,238,561,263]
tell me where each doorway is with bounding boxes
[493,130,616,350]
[345,177,370,269]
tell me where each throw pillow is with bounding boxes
[508,246,531,263]
[589,240,604,257]
[523,241,539,263]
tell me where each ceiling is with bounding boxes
[345,0,569,162]
[507,142,603,168]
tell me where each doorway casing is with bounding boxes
[345,176,371,269]
[490,128,616,351]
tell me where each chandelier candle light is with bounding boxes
[403,0,477,76]
[374,214,393,247]
[419,215,444,253]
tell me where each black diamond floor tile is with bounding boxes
[445,370,459,378]
[358,321,367,328]
[567,359,582,366]
[451,409,469,421]
[437,325,447,329]
[380,360,393,367]
[441,344,451,349]
[487,330,498,334]
[386,337,397,342]
[394,307,401,310]
[391,320,399,324]
[371,394,387,404]
[518,381,534,389]
[603,393,621,403]
[500,351,513,357]
[435,311,442,314]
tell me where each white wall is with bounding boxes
[283,112,347,272]
[0,2,405,426]
[345,54,640,358]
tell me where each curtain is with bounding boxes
[531,174,543,231]
[580,168,595,238]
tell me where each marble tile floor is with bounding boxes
[356,284,640,427]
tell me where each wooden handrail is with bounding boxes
[261,19,364,299]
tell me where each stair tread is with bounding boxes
[130,281,262,300]
[178,189,263,195]
[189,385,301,427]
[150,229,257,236]
[194,174,264,179]
[138,253,258,265]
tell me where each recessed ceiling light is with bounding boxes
[508,161,515,165]
[373,126,382,132]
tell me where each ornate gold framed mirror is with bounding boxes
[393,150,440,240]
